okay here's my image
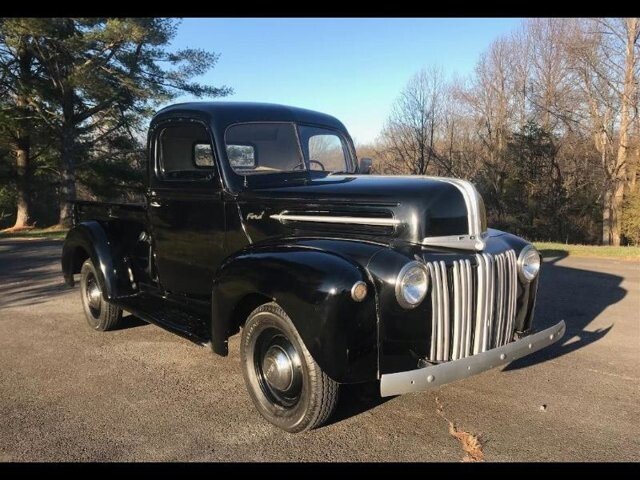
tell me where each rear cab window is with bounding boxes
[156,123,216,181]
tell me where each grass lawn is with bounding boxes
[535,242,640,261]
[0,226,68,240]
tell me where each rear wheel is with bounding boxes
[79,259,122,331]
[240,302,339,433]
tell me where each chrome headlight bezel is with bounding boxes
[395,261,430,309]
[517,245,541,283]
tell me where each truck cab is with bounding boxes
[62,102,564,433]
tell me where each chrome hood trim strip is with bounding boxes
[270,212,402,227]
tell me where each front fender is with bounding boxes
[61,221,122,301]
[211,245,379,383]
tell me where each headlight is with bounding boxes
[518,245,541,283]
[395,261,429,309]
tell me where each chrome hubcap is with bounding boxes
[84,272,102,318]
[87,282,101,309]
[255,328,303,408]
[262,345,294,392]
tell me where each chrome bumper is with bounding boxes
[379,320,566,397]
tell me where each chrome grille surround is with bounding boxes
[427,249,519,362]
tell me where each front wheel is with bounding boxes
[240,302,339,433]
[79,259,122,331]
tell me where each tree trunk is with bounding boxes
[598,19,638,245]
[12,141,32,229]
[603,177,626,246]
[58,82,78,229]
[10,36,33,230]
[58,126,76,228]
[610,178,625,246]
[607,18,639,246]
[602,185,612,245]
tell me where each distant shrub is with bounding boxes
[0,184,16,228]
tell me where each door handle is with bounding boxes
[149,201,162,208]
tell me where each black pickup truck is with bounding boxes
[62,102,565,433]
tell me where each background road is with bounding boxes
[0,239,638,461]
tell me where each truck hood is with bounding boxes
[236,174,488,250]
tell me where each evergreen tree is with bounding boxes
[0,18,41,229]
[1,18,231,227]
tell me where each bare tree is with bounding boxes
[372,18,639,245]
[379,67,446,175]
[566,18,640,245]
[457,36,520,224]
[526,18,581,132]
[0,20,37,230]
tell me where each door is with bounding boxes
[147,119,226,298]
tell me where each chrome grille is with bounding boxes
[427,250,518,362]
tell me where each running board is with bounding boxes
[116,294,211,346]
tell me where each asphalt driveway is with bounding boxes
[0,238,638,461]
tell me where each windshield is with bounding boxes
[225,122,352,175]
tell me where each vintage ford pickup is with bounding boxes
[62,102,565,432]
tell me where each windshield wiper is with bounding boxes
[327,170,353,176]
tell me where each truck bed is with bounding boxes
[74,200,147,224]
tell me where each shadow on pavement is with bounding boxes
[115,314,149,331]
[324,381,394,428]
[503,252,623,371]
[0,239,71,309]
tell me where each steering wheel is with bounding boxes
[293,160,326,171]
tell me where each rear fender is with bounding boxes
[61,221,129,301]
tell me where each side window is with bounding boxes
[156,123,216,181]
[297,125,351,173]
[308,134,347,171]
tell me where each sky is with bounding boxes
[168,18,523,144]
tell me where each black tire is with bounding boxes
[79,258,122,331]
[240,302,339,433]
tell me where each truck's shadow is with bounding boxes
[503,252,622,371]
[115,314,149,330]
[326,381,393,427]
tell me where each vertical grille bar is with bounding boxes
[427,249,519,363]
[428,263,439,360]
[472,254,486,355]
[439,261,450,361]
[463,259,473,357]
[451,261,462,360]
[505,250,518,344]
[494,254,506,347]
[435,263,445,361]
[483,253,495,351]
[502,250,511,346]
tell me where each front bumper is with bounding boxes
[380,320,566,397]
